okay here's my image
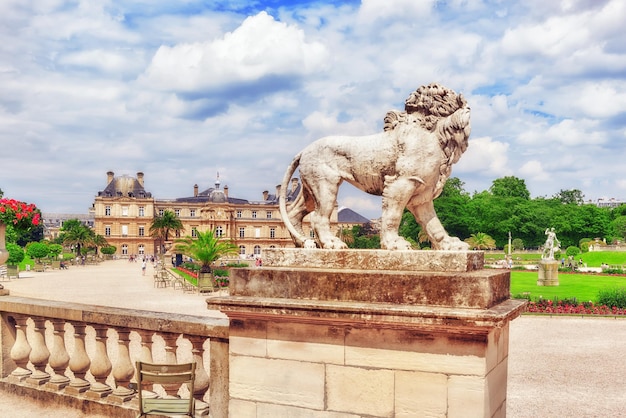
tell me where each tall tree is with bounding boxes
[554,189,584,205]
[174,230,237,273]
[60,219,94,256]
[489,176,530,200]
[150,210,183,254]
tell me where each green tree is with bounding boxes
[464,232,496,250]
[6,242,24,266]
[512,238,524,250]
[26,242,49,261]
[174,230,237,273]
[554,189,584,205]
[100,245,117,258]
[60,219,95,256]
[150,210,184,254]
[90,234,109,255]
[610,216,626,241]
[47,243,63,259]
[489,176,530,200]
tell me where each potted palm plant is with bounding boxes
[174,230,237,292]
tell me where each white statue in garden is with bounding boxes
[279,83,471,251]
[542,228,560,260]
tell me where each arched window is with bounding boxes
[239,245,246,255]
[253,245,261,255]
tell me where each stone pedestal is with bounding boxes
[537,260,559,286]
[206,249,526,418]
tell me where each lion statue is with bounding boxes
[279,83,471,251]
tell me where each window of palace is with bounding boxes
[266,211,272,219]
[190,209,196,217]
[105,226,111,237]
[239,245,246,255]
[252,211,257,219]
[254,245,261,255]
[236,210,242,218]
[105,206,111,216]
[138,244,145,255]
[270,227,275,238]
[175,209,181,217]
[121,225,128,237]
[122,244,128,255]
[255,227,261,238]
[239,227,245,238]
[192,228,198,238]
[269,245,276,249]
[216,226,223,237]
[122,206,129,216]
[309,229,315,238]
[139,206,145,216]
[139,226,144,237]
[158,209,164,216]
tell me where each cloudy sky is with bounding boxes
[1,0,625,219]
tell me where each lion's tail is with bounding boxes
[279,152,309,247]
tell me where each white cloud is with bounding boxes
[455,136,511,177]
[141,11,328,92]
[519,160,549,182]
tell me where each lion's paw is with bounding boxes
[382,237,413,251]
[321,237,349,250]
[440,237,470,251]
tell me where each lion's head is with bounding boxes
[383,83,471,197]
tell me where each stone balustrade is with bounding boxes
[0,295,229,418]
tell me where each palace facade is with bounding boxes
[93,171,368,258]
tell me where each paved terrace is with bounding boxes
[1,259,625,417]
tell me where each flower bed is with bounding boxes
[525,299,626,315]
[176,266,197,279]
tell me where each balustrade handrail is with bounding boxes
[0,295,230,418]
[0,295,229,338]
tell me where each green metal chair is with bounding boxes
[136,361,196,417]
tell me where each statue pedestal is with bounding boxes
[207,249,526,418]
[537,260,559,286]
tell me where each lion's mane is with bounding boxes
[383,83,470,196]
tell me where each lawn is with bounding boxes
[486,250,626,268]
[510,270,626,302]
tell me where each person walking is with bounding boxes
[141,259,147,276]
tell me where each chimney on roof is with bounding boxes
[224,185,229,198]
[107,171,114,184]
[263,190,269,201]
[291,178,299,193]
[276,184,281,198]
[137,172,144,187]
[194,184,198,197]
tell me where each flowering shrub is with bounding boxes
[525,299,626,315]
[0,198,40,229]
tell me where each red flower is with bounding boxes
[0,198,41,230]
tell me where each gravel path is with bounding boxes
[1,260,625,417]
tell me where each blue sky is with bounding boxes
[1,0,625,219]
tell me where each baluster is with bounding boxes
[46,319,70,390]
[188,335,210,416]
[137,330,155,364]
[161,332,180,398]
[26,317,51,385]
[85,325,113,399]
[66,322,91,394]
[8,314,32,382]
[132,330,158,406]
[109,328,135,404]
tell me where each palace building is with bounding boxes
[93,171,369,258]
